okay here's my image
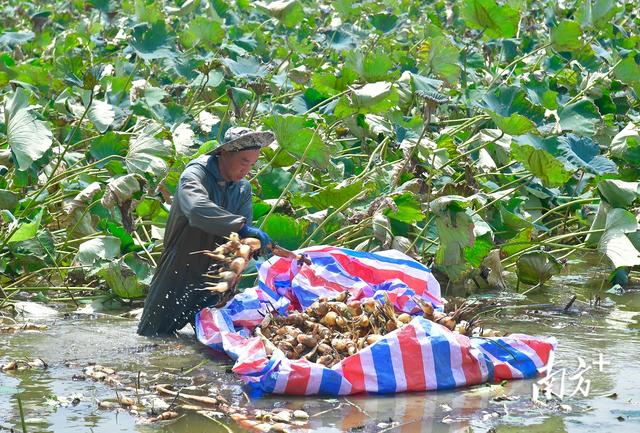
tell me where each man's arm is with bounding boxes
[176,164,246,236]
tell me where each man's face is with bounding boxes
[218,149,260,181]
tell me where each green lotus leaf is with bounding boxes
[483,86,545,124]
[0,189,19,211]
[556,134,617,175]
[558,99,601,136]
[255,0,304,28]
[614,55,640,90]
[258,213,309,250]
[181,17,225,49]
[263,114,329,167]
[321,29,357,51]
[598,208,640,269]
[597,179,639,207]
[369,13,398,33]
[461,0,520,39]
[4,88,53,171]
[433,207,475,282]
[7,209,43,244]
[345,49,394,82]
[385,193,425,224]
[425,36,460,84]
[126,123,173,179]
[489,112,537,135]
[510,142,573,188]
[87,99,116,133]
[74,236,121,267]
[576,0,620,29]
[551,20,583,51]
[99,256,149,299]
[610,122,640,161]
[129,22,176,61]
[516,251,562,285]
[351,81,393,108]
[294,180,364,210]
[524,78,558,110]
[222,56,268,79]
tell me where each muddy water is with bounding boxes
[2,256,640,433]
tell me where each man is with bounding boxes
[137,127,274,336]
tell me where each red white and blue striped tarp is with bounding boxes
[195,246,556,395]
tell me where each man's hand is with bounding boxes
[238,224,272,256]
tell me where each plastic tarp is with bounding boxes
[196,246,556,395]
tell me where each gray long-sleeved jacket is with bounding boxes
[137,154,252,336]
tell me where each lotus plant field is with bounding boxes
[1,0,639,304]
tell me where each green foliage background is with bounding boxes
[0,0,639,300]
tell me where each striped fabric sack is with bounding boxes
[196,246,556,395]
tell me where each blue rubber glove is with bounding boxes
[238,224,272,256]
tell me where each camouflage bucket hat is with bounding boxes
[212,127,275,154]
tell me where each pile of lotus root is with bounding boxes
[254,292,503,368]
[202,235,502,369]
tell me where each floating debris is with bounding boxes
[1,358,48,371]
[0,323,48,333]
